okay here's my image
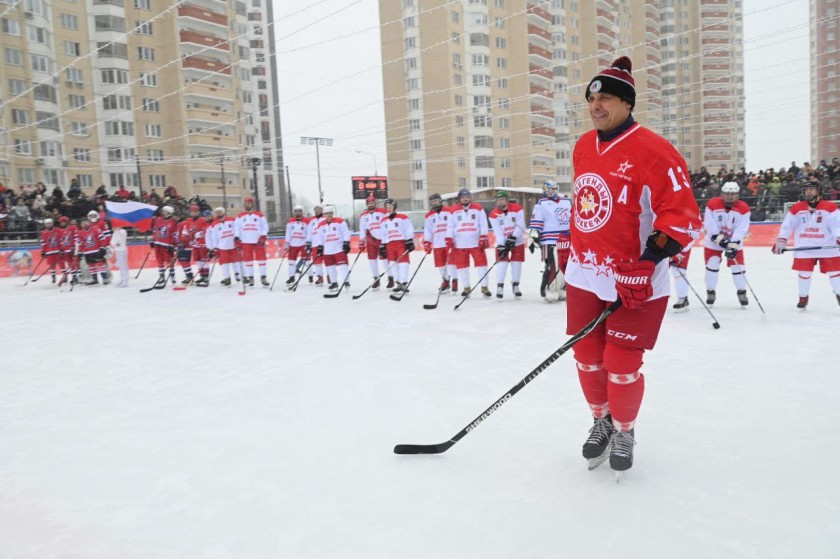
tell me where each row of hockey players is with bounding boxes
[39,210,112,286]
[282,186,571,299]
[669,180,840,311]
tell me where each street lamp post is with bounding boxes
[249,157,261,211]
[300,136,333,203]
[219,156,227,209]
[354,149,378,175]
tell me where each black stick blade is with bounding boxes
[389,294,405,302]
[422,304,438,310]
[393,441,454,455]
[323,292,340,299]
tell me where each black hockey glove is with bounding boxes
[496,245,508,259]
[379,244,388,259]
[304,242,312,254]
[711,234,730,249]
[505,235,516,251]
[316,245,324,257]
[724,246,739,259]
[405,239,415,252]
[342,241,350,254]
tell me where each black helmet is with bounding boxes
[384,198,397,209]
[429,193,441,201]
[802,180,822,203]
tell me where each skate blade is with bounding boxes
[587,452,610,471]
[615,471,624,484]
[673,307,689,313]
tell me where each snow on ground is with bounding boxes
[1,247,838,558]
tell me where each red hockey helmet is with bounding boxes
[244,196,255,204]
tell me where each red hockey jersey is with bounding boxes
[568,123,701,302]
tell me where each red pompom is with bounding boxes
[611,56,633,73]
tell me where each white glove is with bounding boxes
[772,238,786,255]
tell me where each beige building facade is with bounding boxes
[379,0,745,209]
[0,0,288,225]
[811,0,840,163]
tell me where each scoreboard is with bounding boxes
[351,176,388,200]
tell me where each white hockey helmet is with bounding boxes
[43,218,53,226]
[87,210,99,220]
[161,205,174,217]
[323,205,335,215]
[721,182,740,194]
[293,204,304,212]
[214,206,226,215]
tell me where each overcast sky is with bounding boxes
[273,0,811,210]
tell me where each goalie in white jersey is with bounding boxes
[529,180,573,299]
[772,180,840,309]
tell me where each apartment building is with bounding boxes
[0,0,288,225]
[811,0,840,163]
[379,0,745,209]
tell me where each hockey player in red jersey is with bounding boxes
[380,199,415,292]
[359,195,390,289]
[235,197,270,286]
[87,210,112,283]
[57,216,79,285]
[76,217,109,285]
[39,218,62,283]
[285,205,310,286]
[488,191,526,298]
[568,57,701,474]
[150,205,177,284]
[772,180,840,308]
[306,204,327,285]
[703,181,751,306]
[175,204,200,285]
[192,210,212,287]
[446,189,491,297]
[423,193,456,293]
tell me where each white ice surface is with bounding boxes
[1,247,838,558]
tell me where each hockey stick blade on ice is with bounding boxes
[390,252,427,301]
[675,267,721,329]
[352,249,410,300]
[780,245,839,253]
[324,250,362,299]
[422,254,451,309]
[394,300,622,455]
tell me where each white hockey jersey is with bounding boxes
[235,211,269,243]
[703,198,751,249]
[307,216,326,245]
[313,218,350,255]
[447,203,489,249]
[529,196,572,245]
[285,217,309,248]
[778,200,840,259]
[381,212,414,244]
[206,217,237,250]
[488,203,526,246]
[359,208,387,242]
[423,207,451,249]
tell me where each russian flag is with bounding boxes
[105,200,158,232]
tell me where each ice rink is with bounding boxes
[1,246,838,558]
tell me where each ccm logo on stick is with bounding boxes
[607,329,637,341]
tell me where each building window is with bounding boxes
[409,119,420,131]
[471,53,489,66]
[406,57,417,70]
[4,48,23,66]
[105,120,135,136]
[14,139,32,155]
[453,73,462,85]
[36,111,59,130]
[73,148,90,162]
[405,37,416,49]
[142,98,160,112]
[497,77,508,88]
[454,94,463,106]
[474,115,492,127]
[407,78,419,90]
[451,11,459,23]
[472,74,490,87]
[71,122,88,135]
[457,136,465,147]
[11,109,29,125]
[413,160,423,171]
[137,46,155,61]
[147,149,164,161]
[410,140,422,150]
[139,72,157,87]
[1,18,20,35]
[413,179,424,191]
[403,16,415,28]
[77,175,93,188]
[475,156,494,168]
[102,69,129,84]
[148,175,167,187]
[145,123,162,137]
[457,157,465,168]
[8,78,26,95]
[500,158,511,168]
[134,0,151,9]
[19,168,36,184]
[495,37,506,48]
[474,136,493,148]
[476,176,494,188]
[103,95,132,110]
[67,68,83,83]
[458,177,467,188]
[496,57,507,69]
[135,21,153,35]
[498,117,509,129]
[456,115,465,127]
[68,94,86,109]
[408,98,420,111]
[64,40,81,56]
[31,54,51,73]
[60,13,79,30]
[501,177,512,188]
[40,141,61,157]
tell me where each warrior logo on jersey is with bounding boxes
[574,173,612,232]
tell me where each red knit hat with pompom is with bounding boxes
[585,56,636,109]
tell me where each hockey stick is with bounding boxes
[135,249,152,279]
[29,263,53,283]
[390,251,428,301]
[22,258,45,286]
[324,250,363,299]
[352,249,410,300]
[675,267,721,329]
[288,258,316,292]
[780,245,839,253]
[269,249,289,291]
[139,255,177,293]
[395,300,623,455]
[454,259,499,310]
[423,252,452,310]
[743,274,766,316]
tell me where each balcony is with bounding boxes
[527,23,551,43]
[183,80,234,99]
[528,44,552,62]
[178,4,227,27]
[527,4,551,24]
[182,55,231,74]
[531,105,554,121]
[180,29,229,52]
[529,65,552,83]
[530,84,554,100]
[531,126,555,139]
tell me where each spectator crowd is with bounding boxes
[690,157,840,221]
[0,179,213,239]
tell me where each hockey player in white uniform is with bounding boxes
[446,189,491,297]
[306,204,327,285]
[488,191,526,298]
[312,205,352,291]
[358,195,390,289]
[703,181,751,306]
[423,193,455,293]
[379,199,415,292]
[529,180,573,299]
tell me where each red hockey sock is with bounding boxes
[607,372,645,431]
[577,363,609,418]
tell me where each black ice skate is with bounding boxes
[372,277,380,290]
[286,277,296,286]
[386,276,395,289]
[393,282,404,293]
[328,282,339,291]
[797,296,808,309]
[836,294,840,306]
[85,276,99,286]
[496,283,504,299]
[51,274,56,284]
[261,276,269,286]
[583,415,615,468]
[609,429,636,472]
[461,287,471,297]
[672,297,689,311]
[195,277,209,287]
[706,290,716,305]
[248,276,255,287]
[512,282,522,297]
[220,277,231,286]
[480,286,492,297]
[101,273,110,285]
[182,275,193,285]
[737,289,749,306]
